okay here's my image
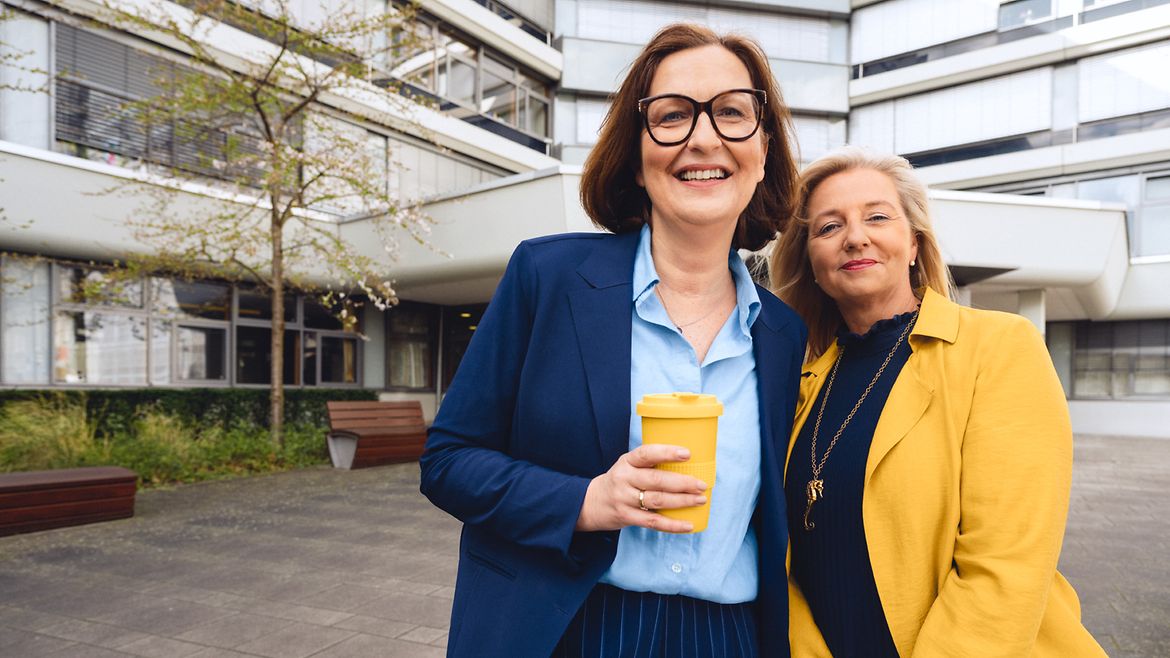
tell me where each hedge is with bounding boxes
[0,388,378,437]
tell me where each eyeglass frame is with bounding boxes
[636,88,768,147]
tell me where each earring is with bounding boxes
[910,259,916,267]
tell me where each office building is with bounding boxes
[0,0,1166,436]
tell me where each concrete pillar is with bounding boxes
[1017,289,1047,335]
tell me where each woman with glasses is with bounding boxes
[421,23,806,657]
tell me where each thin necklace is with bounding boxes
[803,310,918,531]
[655,281,728,332]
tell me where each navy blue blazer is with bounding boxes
[420,231,806,658]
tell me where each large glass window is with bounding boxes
[386,303,436,390]
[390,17,552,144]
[321,336,358,384]
[1,262,366,388]
[1071,320,1170,399]
[442,305,485,391]
[153,279,231,320]
[58,266,143,307]
[1,255,51,384]
[998,0,1053,30]
[1138,174,1170,257]
[238,287,296,322]
[53,311,148,385]
[236,326,299,385]
[177,326,227,382]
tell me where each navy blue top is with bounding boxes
[785,310,917,658]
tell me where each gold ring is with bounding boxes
[638,489,649,511]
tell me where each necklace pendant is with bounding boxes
[803,479,824,531]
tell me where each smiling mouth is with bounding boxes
[842,260,876,270]
[677,168,730,181]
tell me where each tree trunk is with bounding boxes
[270,207,285,448]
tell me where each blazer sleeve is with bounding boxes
[910,315,1073,657]
[419,242,592,563]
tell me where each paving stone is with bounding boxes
[37,618,151,649]
[309,632,447,658]
[353,592,452,629]
[330,614,417,639]
[295,584,390,612]
[118,634,209,657]
[0,605,73,632]
[93,597,230,635]
[174,612,295,649]
[0,627,76,656]
[45,644,135,657]
[398,625,447,645]
[232,623,354,658]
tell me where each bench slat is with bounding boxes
[0,495,135,524]
[0,467,137,494]
[0,482,137,510]
[0,508,135,537]
[327,401,422,411]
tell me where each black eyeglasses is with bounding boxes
[637,88,766,146]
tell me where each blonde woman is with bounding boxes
[769,147,1106,656]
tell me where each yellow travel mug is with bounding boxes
[635,392,722,533]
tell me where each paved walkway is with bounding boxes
[1,434,1167,657]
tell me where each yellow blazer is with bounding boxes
[785,289,1106,657]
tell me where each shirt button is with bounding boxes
[671,563,682,574]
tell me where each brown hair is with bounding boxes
[579,23,799,251]
[769,146,955,360]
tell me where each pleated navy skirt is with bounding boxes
[551,583,759,658]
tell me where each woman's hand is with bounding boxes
[575,444,708,533]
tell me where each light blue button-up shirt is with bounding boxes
[599,224,762,604]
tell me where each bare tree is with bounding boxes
[85,0,433,444]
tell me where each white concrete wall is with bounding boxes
[379,391,439,424]
[1070,400,1170,439]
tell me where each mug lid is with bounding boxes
[636,392,723,418]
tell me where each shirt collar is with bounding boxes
[631,224,761,334]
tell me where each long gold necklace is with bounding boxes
[803,310,918,531]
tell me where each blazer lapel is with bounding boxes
[568,233,640,464]
[751,305,789,482]
[865,290,956,481]
[865,353,933,483]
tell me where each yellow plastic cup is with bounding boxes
[635,392,722,533]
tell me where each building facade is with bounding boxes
[1,0,1167,436]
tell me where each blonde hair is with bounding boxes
[769,146,954,360]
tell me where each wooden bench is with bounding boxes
[0,466,137,537]
[326,400,427,469]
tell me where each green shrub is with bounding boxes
[0,389,366,485]
[0,395,106,472]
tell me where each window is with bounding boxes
[998,0,1053,30]
[386,303,437,390]
[153,280,231,320]
[0,260,371,388]
[176,326,227,381]
[54,311,148,385]
[321,336,358,384]
[1072,320,1170,399]
[1,255,51,384]
[442,305,485,391]
[58,267,143,308]
[1138,174,1170,257]
[237,287,296,322]
[236,326,299,385]
[389,17,552,145]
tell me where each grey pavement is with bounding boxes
[0,434,1167,657]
